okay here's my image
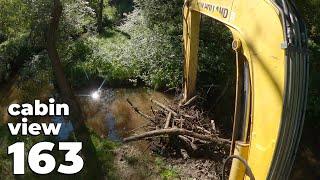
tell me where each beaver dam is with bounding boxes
[77,88,232,179]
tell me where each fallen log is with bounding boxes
[123,128,231,144]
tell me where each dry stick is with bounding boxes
[164,112,172,129]
[163,97,171,105]
[187,135,208,144]
[196,126,211,135]
[183,114,196,119]
[172,118,176,128]
[180,95,198,107]
[211,120,216,131]
[151,106,156,116]
[178,135,198,151]
[180,119,184,128]
[126,99,154,122]
[150,98,178,116]
[176,118,192,129]
[142,143,152,154]
[123,128,231,144]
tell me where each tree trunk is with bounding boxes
[97,0,104,33]
[46,0,102,178]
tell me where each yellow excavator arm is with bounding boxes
[182,0,308,179]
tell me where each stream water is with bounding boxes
[0,83,172,143]
[78,88,173,142]
[106,112,121,141]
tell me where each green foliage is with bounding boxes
[135,0,183,35]
[68,31,135,85]
[0,34,33,82]
[0,123,48,179]
[0,123,119,179]
[135,0,234,88]
[118,10,183,88]
[74,9,183,88]
[58,0,233,90]
[112,0,134,15]
[155,157,179,179]
[304,39,320,128]
[296,0,320,42]
[103,3,118,23]
[198,17,234,86]
[0,0,233,90]
[0,0,30,38]
[0,125,14,179]
[61,0,96,36]
[17,53,54,102]
[161,169,179,180]
[124,155,139,166]
[295,1,320,129]
[91,133,119,179]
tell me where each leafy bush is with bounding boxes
[61,0,96,36]
[295,1,320,128]
[91,133,119,179]
[17,53,54,102]
[197,17,234,86]
[135,0,234,88]
[0,34,33,82]
[73,9,182,88]
[135,0,183,35]
[0,0,30,38]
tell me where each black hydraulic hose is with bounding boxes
[222,155,255,180]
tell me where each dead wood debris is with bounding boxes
[124,97,231,152]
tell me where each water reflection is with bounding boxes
[80,88,172,141]
[106,112,121,142]
[52,116,73,140]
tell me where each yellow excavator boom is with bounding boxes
[182,0,308,179]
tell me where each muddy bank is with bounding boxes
[113,144,224,180]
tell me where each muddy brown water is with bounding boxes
[80,88,173,142]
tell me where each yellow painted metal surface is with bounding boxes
[183,7,201,101]
[229,141,250,180]
[183,0,286,179]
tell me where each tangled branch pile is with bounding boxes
[124,97,231,154]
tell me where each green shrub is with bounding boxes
[0,34,33,82]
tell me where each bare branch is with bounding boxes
[123,128,231,144]
[127,99,154,122]
[164,112,172,129]
[150,98,178,116]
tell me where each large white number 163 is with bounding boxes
[8,142,83,175]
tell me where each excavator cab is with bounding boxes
[182,0,308,179]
